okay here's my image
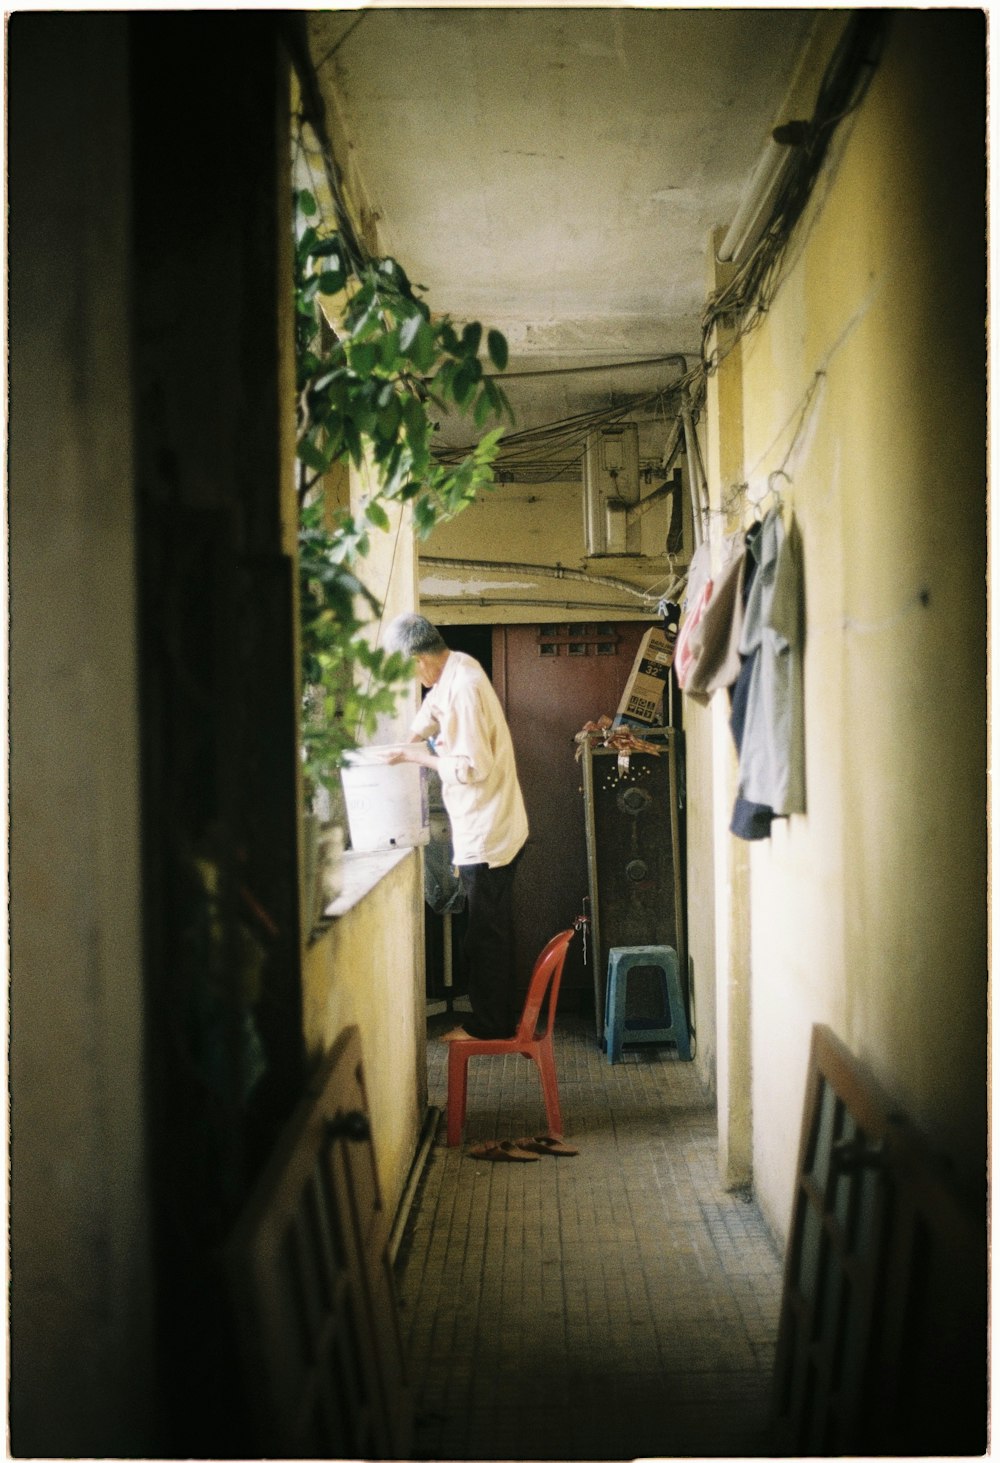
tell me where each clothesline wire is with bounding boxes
[728,274,878,511]
[715,369,827,520]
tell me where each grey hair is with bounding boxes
[385,613,448,657]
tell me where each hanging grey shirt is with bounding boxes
[736,508,806,816]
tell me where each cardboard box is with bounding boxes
[613,625,676,726]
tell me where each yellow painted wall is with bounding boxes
[681,696,717,1093]
[302,851,427,1211]
[703,12,986,1240]
[300,457,429,1215]
[695,303,755,1178]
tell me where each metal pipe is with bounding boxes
[419,596,664,613]
[420,555,662,601]
[660,416,685,475]
[442,911,452,990]
[717,137,793,265]
[680,405,706,550]
[388,1104,440,1265]
[483,352,689,381]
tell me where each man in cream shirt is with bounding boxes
[383,613,529,1041]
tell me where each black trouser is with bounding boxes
[458,853,522,1038]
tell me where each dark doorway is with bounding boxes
[444,623,493,678]
[493,620,656,1016]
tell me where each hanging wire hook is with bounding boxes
[767,468,792,514]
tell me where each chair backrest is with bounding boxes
[515,927,576,1043]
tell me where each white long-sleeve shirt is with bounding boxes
[410,650,529,868]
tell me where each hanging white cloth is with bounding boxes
[673,539,714,691]
[681,531,747,704]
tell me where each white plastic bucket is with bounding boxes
[340,746,430,853]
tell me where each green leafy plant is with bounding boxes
[298,499,413,793]
[294,187,512,799]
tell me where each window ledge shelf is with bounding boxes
[322,847,414,920]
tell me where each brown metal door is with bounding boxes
[493,621,652,1012]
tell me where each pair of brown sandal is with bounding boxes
[466,1134,579,1162]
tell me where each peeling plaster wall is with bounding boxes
[691,13,986,1243]
[420,474,680,624]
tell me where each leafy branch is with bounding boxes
[298,499,414,784]
[294,187,513,796]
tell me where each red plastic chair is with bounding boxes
[446,926,577,1147]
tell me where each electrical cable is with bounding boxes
[433,375,700,478]
[313,12,370,71]
[283,15,369,272]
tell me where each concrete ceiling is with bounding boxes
[308,6,819,457]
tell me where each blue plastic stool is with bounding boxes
[603,945,692,1063]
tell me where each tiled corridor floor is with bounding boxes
[394,1010,786,1461]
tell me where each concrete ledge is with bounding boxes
[324,847,413,919]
